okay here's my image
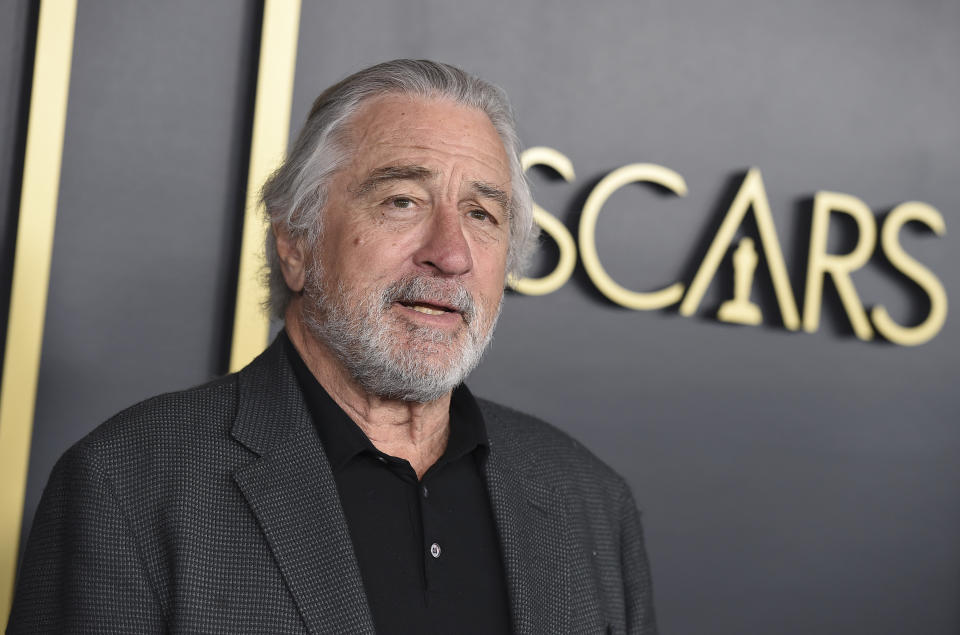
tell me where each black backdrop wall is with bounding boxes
[2,1,958,633]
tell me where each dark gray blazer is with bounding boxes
[10,338,656,634]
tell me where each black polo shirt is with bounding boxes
[282,332,513,634]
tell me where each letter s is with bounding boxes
[871,202,947,346]
[509,147,578,296]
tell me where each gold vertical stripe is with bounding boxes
[229,0,302,372]
[0,0,78,623]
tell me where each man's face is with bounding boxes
[300,95,512,402]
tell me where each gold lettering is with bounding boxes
[510,147,578,296]
[579,164,687,310]
[802,191,877,340]
[680,169,799,329]
[870,202,947,346]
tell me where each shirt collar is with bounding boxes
[281,329,488,472]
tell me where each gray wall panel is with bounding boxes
[0,0,35,373]
[20,0,261,553]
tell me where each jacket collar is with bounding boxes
[229,337,570,634]
[480,402,572,634]
[230,337,376,634]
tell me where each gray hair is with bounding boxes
[261,59,537,318]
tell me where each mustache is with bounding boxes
[382,275,477,323]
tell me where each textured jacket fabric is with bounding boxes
[10,337,657,634]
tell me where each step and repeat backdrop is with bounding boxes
[1,0,957,632]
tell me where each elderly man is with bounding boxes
[10,60,656,634]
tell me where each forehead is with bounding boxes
[342,94,511,186]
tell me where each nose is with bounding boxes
[413,207,473,276]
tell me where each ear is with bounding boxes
[273,224,306,293]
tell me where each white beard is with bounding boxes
[301,265,501,403]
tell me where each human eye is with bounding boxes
[387,196,416,210]
[468,208,497,224]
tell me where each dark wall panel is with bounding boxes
[0,0,36,372]
[20,0,261,554]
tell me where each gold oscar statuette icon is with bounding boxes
[718,237,763,325]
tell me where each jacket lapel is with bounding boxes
[482,408,571,635]
[230,340,376,635]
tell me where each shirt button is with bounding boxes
[377,456,387,464]
[430,542,441,558]
[422,485,429,498]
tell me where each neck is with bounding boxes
[284,299,451,479]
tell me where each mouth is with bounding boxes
[383,276,475,326]
[397,300,459,317]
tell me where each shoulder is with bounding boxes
[83,373,237,446]
[477,397,631,499]
[59,373,242,484]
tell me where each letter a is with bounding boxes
[679,169,800,329]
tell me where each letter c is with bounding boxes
[579,164,687,310]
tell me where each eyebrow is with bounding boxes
[353,165,436,196]
[352,164,512,218]
[470,181,511,216]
